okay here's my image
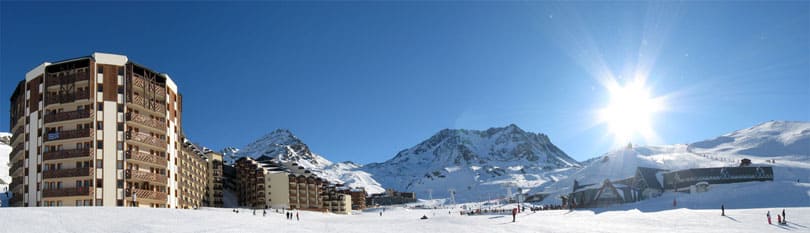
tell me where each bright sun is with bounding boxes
[598,79,665,145]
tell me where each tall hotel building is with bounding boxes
[7,52,205,208]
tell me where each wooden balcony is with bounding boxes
[44,109,92,124]
[126,169,168,184]
[45,129,92,142]
[126,131,166,149]
[127,188,168,203]
[127,95,166,115]
[10,143,24,160]
[44,70,90,87]
[10,160,24,173]
[126,151,167,167]
[130,75,166,97]
[11,176,24,189]
[43,148,92,161]
[43,167,93,179]
[42,187,93,198]
[44,91,91,106]
[126,112,165,130]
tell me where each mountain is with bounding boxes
[689,121,810,158]
[235,129,384,194]
[363,124,580,202]
[1,132,12,206]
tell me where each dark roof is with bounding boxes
[637,167,667,190]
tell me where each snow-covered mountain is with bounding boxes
[364,124,580,202]
[1,132,12,206]
[235,129,384,194]
[541,121,810,202]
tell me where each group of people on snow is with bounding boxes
[766,209,787,225]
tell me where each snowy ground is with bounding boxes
[0,205,807,233]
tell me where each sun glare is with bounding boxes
[598,78,664,145]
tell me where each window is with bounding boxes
[97,84,103,92]
[98,66,104,74]
[117,67,124,76]
[97,103,103,111]
[117,104,123,112]
[97,121,103,130]
[96,160,103,168]
[97,140,103,149]
[117,161,123,169]
[117,123,124,131]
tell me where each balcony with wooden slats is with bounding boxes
[127,188,168,203]
[126,112,165,130]
[42,167,93,179]
[44,109,92,124]
[44,70,90,87]
[44,91,91,106]
[42,187,93,198]
[127,94,166,115]
[43,148,92,161]
[126,131,166,149]
[125,150,167,167]
[44,129,92,142]
[125,169,168,184]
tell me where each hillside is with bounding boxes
[364,124,580,202]
[236,129,384,194]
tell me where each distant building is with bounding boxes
[323,184,352,214]
[662,166,773,191]
[366,189,417,206]
[343,188,367,210]
[203,151,224,207]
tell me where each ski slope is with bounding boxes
[0,205,806,233]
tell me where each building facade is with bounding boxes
[235,157,341,212]
[7,53,201,208]
[203,151,224,207]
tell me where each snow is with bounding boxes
[0,200,807,233]
[0,134,11,206]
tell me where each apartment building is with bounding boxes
[7,53,201,208]
[235,157,330,211]
[177,138,208,209]
[203,151,224,207]
[323,184,352,214]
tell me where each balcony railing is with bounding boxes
[11,125,23,139]
[43,167,93,179]
[43,148,92,161]
[10,160,24,173]
[42,187,93,198]
[127,188,168,202]
[127,95,166,114]
[11,143,24,159]
[126,169,168,184]
[126,131,165,148]
[45,71,90,87]
[44,109,92,123]
[11,176,24,189]
[45,129,92,142]
[125,151,166,167]
[126,112,165,130]
[130,76,166,97]
[44,91,91,106]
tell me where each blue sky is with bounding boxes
[1,2,808,163]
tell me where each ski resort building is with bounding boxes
[176,139,209,209]
[366,189,417,206]
[203,151,224,207]
[235,156,344,212]
[6,53,205,208]
[662,166,773,191]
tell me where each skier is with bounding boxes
[263,210,267,217]
[777,214,782,225]
[767,211,771,224]
[379,211,382,216]
[296,211,300,221]
[253,209,256,216]
[511,208,517,222]
[721,204,725,216]
[782,209,786,223]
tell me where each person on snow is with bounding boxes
[420,215,429,220]
[721,204,725,216]
[767,211,771,224]
[263,210,267,217]
[511,208,517,222]
[782,209,787,223]
[777,214,782,225]
[379,211,383,216]
[296,211,300,221]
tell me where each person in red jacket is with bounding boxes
[511,208,517,222]
[767,211,771,224]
